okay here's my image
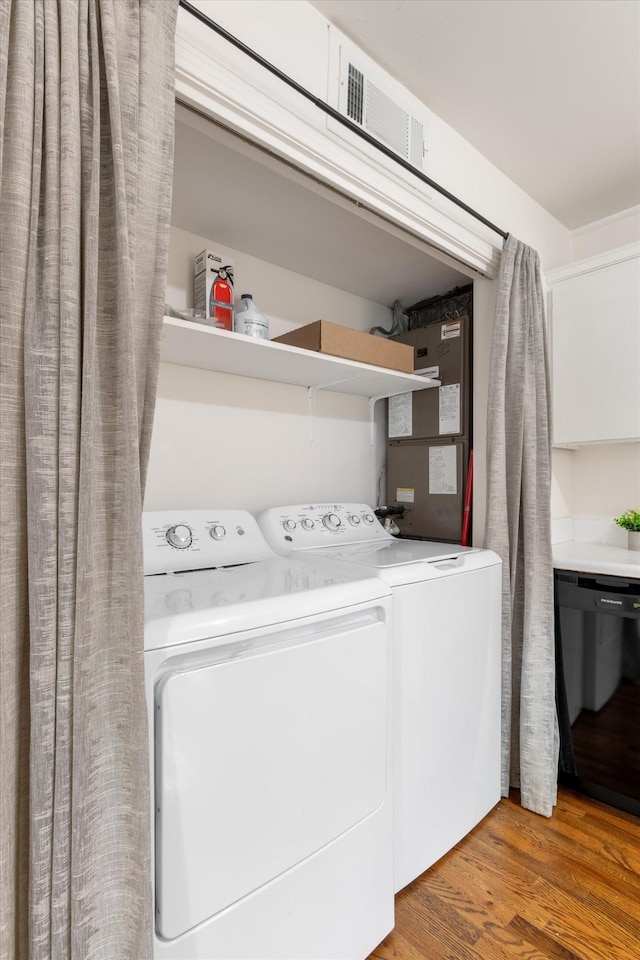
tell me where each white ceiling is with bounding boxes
[309,0,640,230]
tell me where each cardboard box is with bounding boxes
[194,249,234,329]
[273,320,414,373]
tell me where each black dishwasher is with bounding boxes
[555,569,640,817]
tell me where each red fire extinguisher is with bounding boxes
[210,266,233,330]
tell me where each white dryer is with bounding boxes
[258,503,502,894]
[143,509,394,959]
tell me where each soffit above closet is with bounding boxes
[171,104,469,307]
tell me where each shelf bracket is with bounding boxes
[307,378,359,441]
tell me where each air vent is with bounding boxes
[347,64,364,125]
[366,81,409,159]
[337,51,425,171]
[410,117,424,168]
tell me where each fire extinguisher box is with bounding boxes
[194,249,234,330]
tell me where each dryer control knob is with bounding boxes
[166,524,193,549]
[363,514,375,524]
[323,513,341,531]
[348,515,361,526]
[283,519,297,532]
[301,518,314,531]
[210,525,226,540]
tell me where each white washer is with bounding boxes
[143,509,394,959]
[258,503,502,894]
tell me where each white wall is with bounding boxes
[148,0,574,539]
[165,226,393,337]
[571,206,640,261]
[145,362,383,513]
[571,444,640,520]
[551,448,573,520]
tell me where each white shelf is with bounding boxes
[160,316,440,400]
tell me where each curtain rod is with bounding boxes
[178,0,508,242]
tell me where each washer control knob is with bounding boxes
[363,514,375,524]
[301,518,314,531]
[283,519,297,532]
[166,524,192,549]
[348,515,361,526]
[210,525,226,541]
[323,513,341,531]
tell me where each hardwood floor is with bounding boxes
[369,788,640,960]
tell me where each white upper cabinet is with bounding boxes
[547,244,640,446]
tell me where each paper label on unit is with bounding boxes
[388,393,412,437]
[441,321,461,339]
[416,365,439,379]
[396,487,415,503]
[439,383,461,434]
[429,445,457,495]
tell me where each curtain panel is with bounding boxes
[485,235,559,818]
[0,2,178,957]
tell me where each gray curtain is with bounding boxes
[485,235,559,817]
[0,2,178,957]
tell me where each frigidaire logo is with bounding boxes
[599,597,622,605]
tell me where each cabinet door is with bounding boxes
[551,256,640,445]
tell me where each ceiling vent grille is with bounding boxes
[410,117,424,169]
[346,63,364,125]
[338,53,425,171]
[366,81,409,160]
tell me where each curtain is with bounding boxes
[0,2,178,957]
[485,235,559,817]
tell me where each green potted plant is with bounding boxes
[613,509,640,551]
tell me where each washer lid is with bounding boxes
[144,555,390,650]
[316,538,479,568]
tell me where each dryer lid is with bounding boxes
[317,538,478,568]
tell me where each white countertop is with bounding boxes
[553,540,640,578]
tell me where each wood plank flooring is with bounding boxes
[369,788,640,960]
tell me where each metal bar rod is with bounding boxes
[178,0,509,242]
